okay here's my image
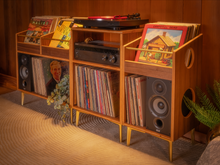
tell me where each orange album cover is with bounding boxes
[24,17,53,44]
[135,24,188,67]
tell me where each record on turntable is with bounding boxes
[74,13,149,30]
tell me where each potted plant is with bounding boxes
[183,80,220,143]
[47,74,70,122]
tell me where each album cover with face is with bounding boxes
[42,59,69,96]
[31,58,69,96]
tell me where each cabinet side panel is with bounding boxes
[171,34,203,141]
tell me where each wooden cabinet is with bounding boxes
[69,27,143,142]
[69,27,203,162]
[124,33,203,162]
[16,31,70,101]
[16,27,203,162]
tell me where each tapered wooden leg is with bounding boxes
[169,141,173,162]
[70,108,73,124]
[127,127,132,146]
[21,92,24,106]
[76,110,80,126]
[191,128,195,144]
[119,124,122,143]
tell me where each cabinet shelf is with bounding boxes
[17,50,69,62]
[123,122,171,141]
[72,59,120,71]
[17,89,48,100]
[72,105,120,124]
[72,27,144,34]
[125,60,172,80]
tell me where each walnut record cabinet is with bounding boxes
[16,26,203,162]
[69,27,203,162]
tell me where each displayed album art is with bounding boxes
[135,24,188,67]
[32,57,69,96]
[43,60,69,96]
[24,17,53,44]
[49,19,74,49]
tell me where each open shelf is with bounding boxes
[72,59,120,71]
[72,105,120,124]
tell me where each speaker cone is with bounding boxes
[152,80,167,95]
[20,65,29,79]
[149,96,169,117]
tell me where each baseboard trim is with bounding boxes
[0,73,17,90]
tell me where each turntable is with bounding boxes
[74,13,149,30]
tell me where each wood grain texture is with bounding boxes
[199,0,220,133]
[0,0,6,74]
[0,73,17,90]
[125,61,172,80]
[4,0,17,77]
[41,46,69,59]
[150,0,183,22]
[183,0,202,23]
[171,34,203,141]
[17,42,40,54]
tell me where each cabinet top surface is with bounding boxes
[71,27,144,34]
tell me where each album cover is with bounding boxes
[41,59,69,96]
[24,17,54,44]
[49,19,74,49]
[135,24,188,67]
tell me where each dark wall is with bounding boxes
[0,0,220,133]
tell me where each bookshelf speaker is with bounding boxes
[18,53,33,92]
[146,77,172,136]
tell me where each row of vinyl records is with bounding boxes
[75,65,120,118]
[74,64,147,126]
[125,75,146,127]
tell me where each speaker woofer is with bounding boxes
[152,79,167,95]
[20,65,29,79]
[149,96,169,118]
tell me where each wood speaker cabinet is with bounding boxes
[124,34,203,161]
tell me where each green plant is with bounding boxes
[183,80,220,129]
[47,74,70,122]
